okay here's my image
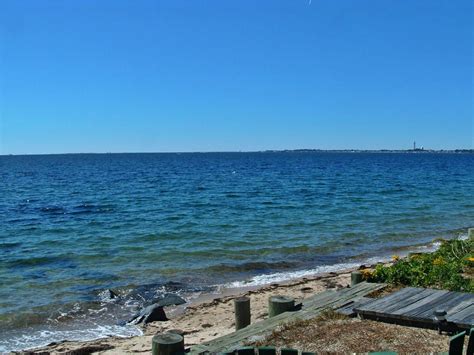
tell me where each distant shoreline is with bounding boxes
[1,149,473,156]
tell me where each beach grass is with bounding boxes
[249,317,451,353]
[367,237,474,292]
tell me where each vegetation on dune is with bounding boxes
[249,314,450,353]
[367,237,474,292]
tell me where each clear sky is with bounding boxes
[0,0,472,154]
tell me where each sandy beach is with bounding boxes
[29,267,359,354]
[23,232,473,355]
[3,0,473,352]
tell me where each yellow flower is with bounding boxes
[392,255,400,261]
[433,256,445,266]
[410,254,421,260]
[466,257,474,262]
[360,268,374,279]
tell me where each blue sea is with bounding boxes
[1,152,473,352]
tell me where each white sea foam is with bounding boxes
[413,233,468,254]
[0,324,142,353]
[222,232,472,290]
[222,257,386,288]
[3,234,469,353]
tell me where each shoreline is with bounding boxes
[12,232,470,354]
[29,263,384,354]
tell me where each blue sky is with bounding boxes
[0,0,472,154]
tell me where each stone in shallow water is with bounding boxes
[128,295,186,324]
[128,304,168,324]
[154,294,186,307]
[99,289,119,301]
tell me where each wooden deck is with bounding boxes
[354,287,474,330]
[190,282,385,354]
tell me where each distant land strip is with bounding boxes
[2,149,473,156]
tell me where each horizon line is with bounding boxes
[1,148,474,157]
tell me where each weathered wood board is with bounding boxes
[190,282,385,354]
[354,287,474,329]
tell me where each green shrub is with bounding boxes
[368,238,474,292]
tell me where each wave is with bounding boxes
[220,235,463,288]
[0,242,22,250]
[221,258,384,288]
[0,324,141,353]
[0,232,467,353]
[205,261,298,273]
[6,255,74,268]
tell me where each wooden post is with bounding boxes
[152,333,184,355]
[236,347,255,355]
[351,271,363,286]
[268,296,295,317]
[234,296,251,330]
[258,346,277,355]
[448,331,466,355]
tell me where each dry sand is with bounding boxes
[24,263,453,354]
[28,270,354,354]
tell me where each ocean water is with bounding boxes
[1,152,473,351]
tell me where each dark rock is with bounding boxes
[153,294,186,307]
[124,289,186,324]
[98,289,119,302]
[68,345,114,355]
[163,280,186,291]
[128,304,168,324]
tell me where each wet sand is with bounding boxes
[31,267,360,354]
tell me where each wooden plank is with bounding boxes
[354,288,422,317]
[379,290,458,324]
[303,283,385,312]
[390,289,451,322]
[445,297,474,316]
[436,293,473,313]
[336,297,373,316]
[190,282,384,354]
[449,304,474,323]
[303,282,379,308]
[356,288,436,321]
[354,290,412,316]
[355,286,474,330]
[352,288,410,311]
[410,292,467,319]
[445,296,474,318]
[442,294,472,314]
[382,288,438,315]
[302,290,338,308]
[391,289,449,316]
[403,291,457,318]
